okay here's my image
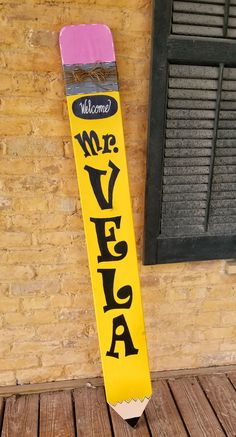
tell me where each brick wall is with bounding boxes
[0,0,235,386]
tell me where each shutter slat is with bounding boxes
[213,165,236,173]
[163,200,206,211]
[230,6,236,17]
[168,99,216,109]
[169,89,217,99]
[218,120,236,128]
[217,139,236,147]
[170,65,218,79]
[209,215,236,223]
[169,78,218,89]
[164,166,209,175]
[165,148,211,157]
[173,12,223,26]
[220,101,236,110]
[172,24,223,37]
[163,184,208,194]
[216,148,236,156]
[209,207,236,215]
[222,81,236,91]
[218,130,236,138]
[161,225,205,236]
[166,129,213,139]
[164,175,209,184]
[213,174,236,183]
[208,224,236,234]
[173,2,224,15]
[179,0,224,3]
[165,157,211,166]
[221,91,236,100]
[212,183,236,191]
[167,119,214,129]
[162,216,205,225]
[211,199,236,208]
[228,29,236,38]
[219,110,236,119]
[162,208,206,217]
[166,139,212,148]
[163,192,207,201]
[167,109,215,119]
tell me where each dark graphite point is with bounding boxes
[125,417,140,428]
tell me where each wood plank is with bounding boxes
[1,394,38,437]
[39,391,75,437]
[228,372,236,389]
[199,374,236,436]
[145,380,187,436]
[73,385,112,437]
[1,366,236,397]
[109,406,150,437]
[0,397,5,431]
[169,377,224,437]
[0,376,104,397]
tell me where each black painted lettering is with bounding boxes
[102,133,118,154]
[74,130,102,157]
[97,268,132,312]
[90,216,128,262]
[84,160,120,210]
[106,314,139,359]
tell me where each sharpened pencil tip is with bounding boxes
[125,417,140,428]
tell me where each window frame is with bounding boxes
[144,0,236,264]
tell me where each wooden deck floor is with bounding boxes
[0,367,236,436]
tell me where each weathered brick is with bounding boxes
[10,213,66,231]
[0,232,31,248]
[53,197,77,214]
[34,230,80,246]
[0,371,16,386]
[10,279,60,296]
[0,158,35,175]
[50,295,72,308]
[42,349,89,367]
[35,158,75,176]
[11,341,60,355]
[5,137,64,157]
[13,197,49,212]
[222,311,236,326]
[16,366,63,385]
[0,296,20,312]
[0,117,32,136]
[5,310,56,326]
[0,356,38,371]
[0,265,35,281]
[22,297,51,311]
[0,97,63,118]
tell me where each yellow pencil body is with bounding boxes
[66,90,152,406]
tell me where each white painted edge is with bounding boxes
[109,397,150,420]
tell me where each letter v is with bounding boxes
[84,160,120,210]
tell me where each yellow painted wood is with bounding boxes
[65,90,151,405]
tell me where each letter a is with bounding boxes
[84,160,120,210]
[107,314,139,359]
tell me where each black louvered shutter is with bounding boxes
[144,0,236,264]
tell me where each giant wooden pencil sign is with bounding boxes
[59,24,152,427]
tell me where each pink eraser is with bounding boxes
[59,24,115,65]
